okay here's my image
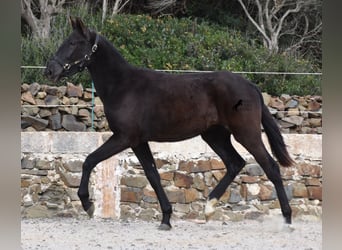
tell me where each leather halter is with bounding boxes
[53,33,99,72]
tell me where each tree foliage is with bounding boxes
[21,11,321,96]
[21,0,66,39]
[237,0,322,66]
[21,0,322,66]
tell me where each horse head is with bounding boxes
[45,16,99,82]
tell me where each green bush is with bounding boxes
[102,15,321,95]
[21,12,321,96]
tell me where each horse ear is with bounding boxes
[74,17,91,41]
[69,16,77,30]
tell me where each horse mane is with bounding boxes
[91,30,131,67]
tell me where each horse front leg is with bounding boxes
[132,142,173,230]
[201,126,246,220]
[77,134,129,217]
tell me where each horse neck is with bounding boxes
[87,34,133,98]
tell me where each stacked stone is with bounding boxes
[21,152,322,221]
[21,82,322,134]
[263,93,322,134]
[119,155,322,222]
[21,82,108,132]
[21,154,86,218]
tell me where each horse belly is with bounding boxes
[149,102,219,142]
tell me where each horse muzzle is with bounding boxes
[44,60,64,83]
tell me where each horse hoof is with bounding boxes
[283,224,295,233]
[86,203,95,218]
[158,223,172,231]
[204,198,218,221]
[205,213,214,222]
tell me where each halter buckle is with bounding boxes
[64,63,71,70]
[92,44,98,53]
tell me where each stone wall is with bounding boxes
[21,132,322,222]
[21,82,322,134]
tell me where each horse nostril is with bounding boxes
[44,67,52,76]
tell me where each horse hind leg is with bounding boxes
[201,126,246,220]
[233,131,292,224]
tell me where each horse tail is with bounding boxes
[261,97,294,167]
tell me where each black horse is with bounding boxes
[45,17,294,230]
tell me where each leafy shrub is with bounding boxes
[102,15,321,95]
[21,12,321,96]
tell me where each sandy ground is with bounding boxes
[21,216,321,250]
